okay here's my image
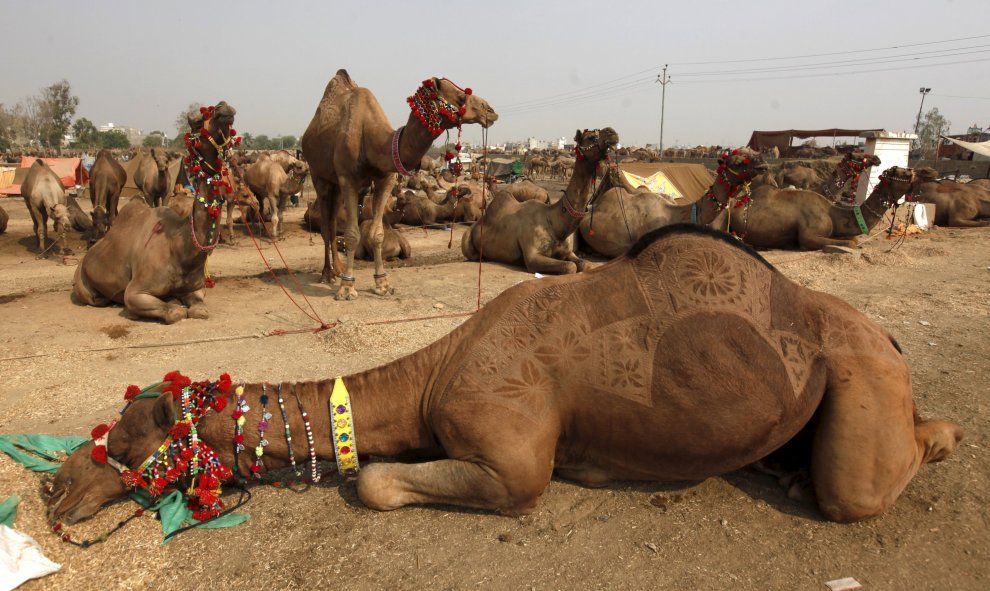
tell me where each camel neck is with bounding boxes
[829,180,899,236]
[197,339,446,475]
[395,116,443,175]
[682,175,744,225]
[548,155,600,237]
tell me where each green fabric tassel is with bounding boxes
[0,495,19,527]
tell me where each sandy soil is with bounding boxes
[0,186,987,590]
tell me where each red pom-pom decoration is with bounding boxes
[212,396,228,412]
[229,128,236,136]
[169,422,191,438]
[464,88,472,95]
[423,79,433,87]
[125,384,141,400]
[91,445,108,465]
[90,423,110,440]
[218,373,232,393]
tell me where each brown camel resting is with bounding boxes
[714,165,916,250]
[72,102,238,324]
[911,167,990,227]
[301,69,497,300]
[88,149,128,241]
[355,218,410,261]
[462,128,619,274]
[0,203,8,234]
[490,178,550,204]
[47,224,962,526]
[21,159,71,255]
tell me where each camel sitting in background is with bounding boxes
[397,185,457,227]
[461,128,618,274]
[355,219,410,261]
[716,165,916,250]
[21,159,71,255]
[48,225,961,526]
[301,69,497,300]
[88,149,127,241]
[243,154,309,239]
[911,167,990,227]
[131,148,172,207]
[0,203,8,234]
[73,102,238,323]
[489,178,549,204]
[577,150,770,258]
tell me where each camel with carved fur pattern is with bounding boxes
[47,223,961,527]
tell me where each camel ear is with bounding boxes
[152,394,176,431]
[574,129,583,144]
[187,109,204,132]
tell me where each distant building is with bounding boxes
[99,123,144,145]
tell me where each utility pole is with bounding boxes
[913,87,931,157]
[657,65,671,156]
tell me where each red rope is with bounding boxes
[228,161,334,332]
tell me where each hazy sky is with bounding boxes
[3,0,988,149]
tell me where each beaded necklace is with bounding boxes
[251,385,272,478]
[406,78,467,136]
[231,386,249,476]
[275,383,301,477]
[293,385,321,484]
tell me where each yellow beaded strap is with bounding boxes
[329,377,359,476]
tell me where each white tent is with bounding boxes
[941,136,990,160]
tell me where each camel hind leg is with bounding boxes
[71,264,111,307]
[811,339,962,522]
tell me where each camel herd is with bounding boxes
[1,69,977,546]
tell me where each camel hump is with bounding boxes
[627,223,775,271]
[322,69,359,101]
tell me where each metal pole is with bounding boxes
[657,65,670,156]
[914,88,930,136]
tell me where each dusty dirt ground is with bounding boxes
[0,184,987,591]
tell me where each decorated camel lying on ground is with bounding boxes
[88,149,127,241]
[714,160,917,250]
[578,150,770,258]
[73,102,240,323]
[47,225,961,530]
[911,167,990,227]
[21,159,71,256]
[461,128,619,274]
[777,151,882,203]
[301,69,497,300]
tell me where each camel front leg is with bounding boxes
[335,178,362,301]
[314,179,338,284]
[224,200,237,245]
[368,175,397,296]
[797,227,860,251]
[523,248,578,275]
[179,289,209,320]
[123,285,188,324]
[276,195,289,241]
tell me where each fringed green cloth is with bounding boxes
[0,434,248,543]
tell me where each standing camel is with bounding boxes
[88,149,127,240]
[243,154,310,239]
[301,69,497,300]
[461,129,618,274]
[21,159,71,255]
[132,148,172,207]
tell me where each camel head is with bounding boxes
[91,206,109,239]
[429,78,498,129]
[718,148,769,184]
[877,166,916,205]
[288,159,310,183]
[50,204,70,235]
[573,127,620,162]
[186,101,237,146]
[149,147,169,174]
[45,394,178,525]
[911,166,939,186]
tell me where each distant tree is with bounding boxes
[254,134,272,150]
[174,102,202,137]
[38,79,79,150]
[278,135,298,149]
[98,130,130,149]
[916,107,951,160]
[142,131,166,147]
[14,99,43,147]
[240,132,254,148]
[71,117,99,147]
[0,104,17,149]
